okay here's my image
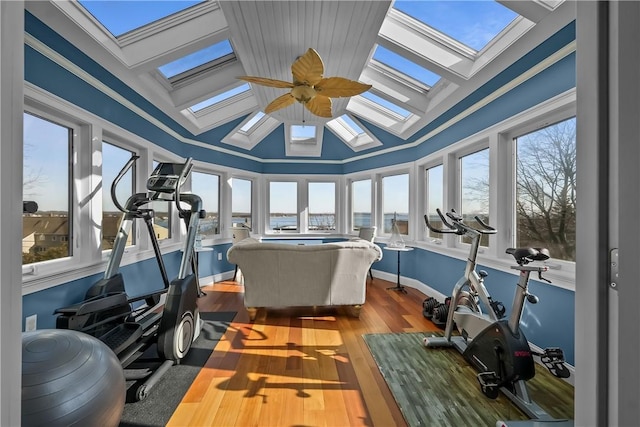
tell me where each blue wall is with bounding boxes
[23,243,235,330]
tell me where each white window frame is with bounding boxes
[414,89,576,290]
[190,169,221,241]
[505,114,577,273]
[100,138,140,253]
[307,180,337,234]
[379,169,412,237]
[22,84,184,295]
[265,175,342,235]
[230,175,254,232]
[22,100,85,280]
[423,161,445,243]
[348,177,374,233]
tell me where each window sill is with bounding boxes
[411,241,576,291]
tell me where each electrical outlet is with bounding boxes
[25,314,37,332]
[217,252,222,261]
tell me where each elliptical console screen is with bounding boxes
[147,162,187,193]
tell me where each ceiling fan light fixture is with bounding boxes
[237,48,372,118]
[291,84,316,103]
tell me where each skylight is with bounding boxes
[189,84,250,113]
[393,0,518,51]
[373,45,441,87]
[327,115,382,151]
[361,92,412,118]
[158,40,234,79]
[78,1,203,37]
[291,125,316,143]
[240,112,266,133]
[340,115,365,135]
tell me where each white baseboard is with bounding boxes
[198,270,236,288]
[371,269,448,301]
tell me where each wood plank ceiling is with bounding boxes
[219,0,392,125]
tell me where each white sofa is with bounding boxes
[227,238,383,320]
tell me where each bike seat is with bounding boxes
[506,247,550,264]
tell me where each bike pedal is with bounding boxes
[541,347,570,378]
[477,371,499,388]
[542,347,566,362]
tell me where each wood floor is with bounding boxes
[167,277,572,426]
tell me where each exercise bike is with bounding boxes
[423,209,570,421]
[55,155,205,401]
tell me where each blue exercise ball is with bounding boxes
[22,329,125,427]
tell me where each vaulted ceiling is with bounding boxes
[25,0,574,160]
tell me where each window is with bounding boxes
[102,142,135,250]
[291,125,317,143]
[382,174,409,234]
[269,181,297,232]
[240,112,265,133]
[515,117,576,262]
[23,112,72,265]
[361,92,412,119]
[352,179,372,231]
[191,171,220,238]
[460,149,490,246]
[158,40,234,79]
[373,45,440,87]
[393,1,518,51]
[189,84,250,113]
[79,0,202,37]
[232,178,252,229]
[308,182,336,231]
[426,165,444,239]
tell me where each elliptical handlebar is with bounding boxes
[111,154,140,214]
[173,157,193,217]
[424,208,496,236]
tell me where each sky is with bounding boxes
[393,1,517,51]
[23,113,69,211]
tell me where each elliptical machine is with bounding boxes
[55,155,205,401]
[423,208,569,421]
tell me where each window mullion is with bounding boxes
[443,152,458,249]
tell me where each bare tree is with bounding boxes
[516,119,576,260]
[23,142,44,201]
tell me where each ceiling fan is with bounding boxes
[237,48,372,119]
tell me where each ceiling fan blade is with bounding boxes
[305,95,332,118]
[315,77,372,98]
[291,48,324,86]
[264,93,297,114]
[237,76,294,89]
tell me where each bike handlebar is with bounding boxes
[424,208,497,236]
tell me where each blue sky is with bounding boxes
[78,1,202,37]
[393,1,517,51]
[23,113,69,211]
